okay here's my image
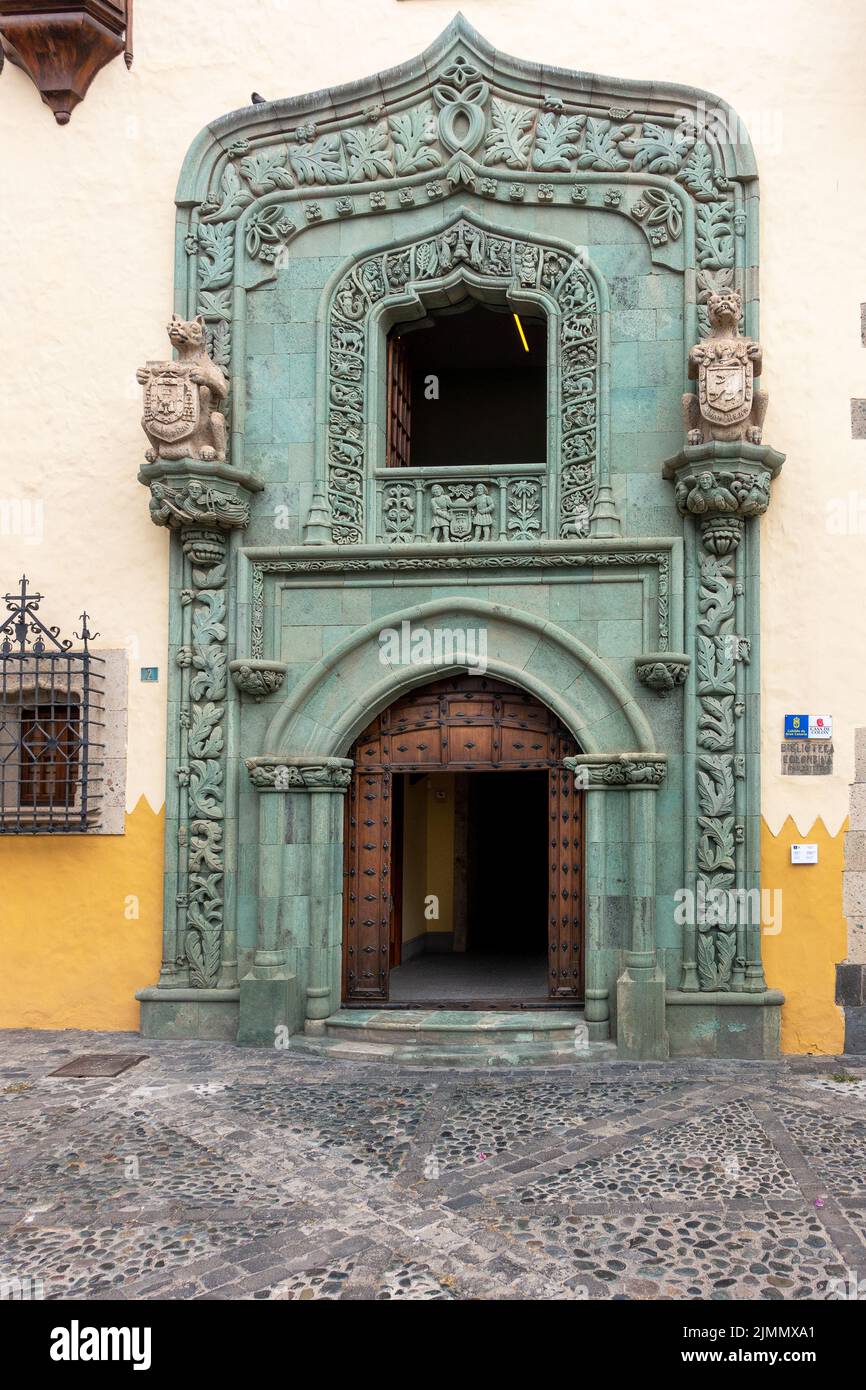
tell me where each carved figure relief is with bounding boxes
[138,315,228,462]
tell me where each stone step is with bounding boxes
[291,1008,615,1068]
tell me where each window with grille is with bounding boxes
[0,578,105,833]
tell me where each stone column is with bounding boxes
[839,727,866,1052]
[240,756,352,1045]
[663,442,784,995]
[565,754,668,1059]
[136,460,264,1042]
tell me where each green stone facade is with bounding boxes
[137,17,784,1059]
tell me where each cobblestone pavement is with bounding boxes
[1,1031,865,1301]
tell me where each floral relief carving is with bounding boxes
[326,219,598,544]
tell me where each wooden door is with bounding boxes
[342,769,394,1001]
[547,757,584,997]
[343,676,583,1002]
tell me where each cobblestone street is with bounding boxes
[2,1032,865,1302]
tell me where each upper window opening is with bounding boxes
[386,301,546,469]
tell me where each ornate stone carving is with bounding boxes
[245,757,353,790]
[635,654,690,693]
[182,535,228,989]
[681,290,766,446]
[138,315,228,463]
[564,754,667,788]
[430,483,494,542]
[229,660,287,701]
[148,480,250,530]
[326,217,598,544]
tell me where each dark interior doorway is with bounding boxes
[466,771,548,954]
[386,301,546,469]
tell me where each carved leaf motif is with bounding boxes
[189,819,222,873]
[289,134,347,185]
[715,929,736,987]
[192,562,227,590]
[390,105,441,173]
[696,202,735,269]
[677,141,718,201]
[188,703,224,760]
[624,121,692,175]
[197,223,234,290]
[344,123,394,181]
[189,646,227,702]
[238,149,293,195]
[697,815,736,872]
[697,931,719,991]
[245,206,288,259]
[188,759,224,819]
[197,289,232,320]
[532,112,584,171]
[641,188,683,240]
[698,696,735,751]
[696,634,736,693]
[576,118,629,171]
[482,99,535,169]
[192,591,227,645]
[697,755,735,817]
[204,162,253,221]
[207,320,231,370]
[185,912,222,990]
[698,558,735,636]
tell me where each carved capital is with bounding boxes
[563,754,667,789]
[245,755,353,791]
[140,458,264,535]
[229,660,287,702]
[663,442,784,532]
[635,653,690,693]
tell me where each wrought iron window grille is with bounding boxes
[0,577,105,833]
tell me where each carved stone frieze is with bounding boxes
[245,756,353,790]
[563,754,667,788]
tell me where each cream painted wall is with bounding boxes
[2,0,864,836]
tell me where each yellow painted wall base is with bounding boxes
[762,816,846,1055]
[0,798,163,1032]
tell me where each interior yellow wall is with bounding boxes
[425,775,455,937]
[0,799,163,1031]
[762,816,846,1055]
[401,775,455,946]
[401,777,428,945]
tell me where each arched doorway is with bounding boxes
[342,675,583,1006]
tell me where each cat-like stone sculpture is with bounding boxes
[138,314,228,462]
[682,289,768,446]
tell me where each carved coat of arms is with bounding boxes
[698,355,753,427]
[143,364,200,444]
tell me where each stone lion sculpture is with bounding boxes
[138,314,228,462]
[682,289,767,446]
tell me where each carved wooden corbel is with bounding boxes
[0,1,132,125]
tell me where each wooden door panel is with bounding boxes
[343,770,392,1000]
[343,675,584,1004]
[443,724,496,764]
[547,761,583,997]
